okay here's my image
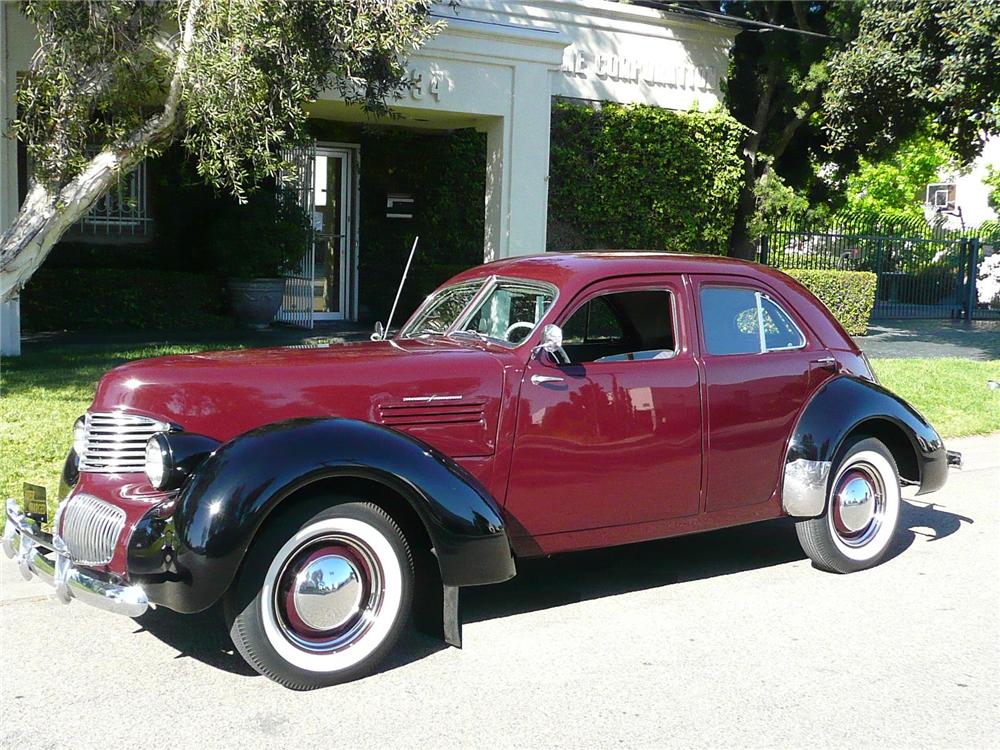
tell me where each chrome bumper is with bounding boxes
[2,498,148,617]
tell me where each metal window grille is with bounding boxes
[72,160,152,239]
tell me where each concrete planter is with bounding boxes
[227,278,286,328]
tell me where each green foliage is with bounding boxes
[206,187,310,278]
[824,0,1000,165]
[20,268,233,332]
[12,1,437,199]
[748,165,811,240]
[844,131,956,223]
[785,269,877,336]
[181,0,438,200]
[984,166,1000,213]
[548,101,745,254]
[13,1,168,183]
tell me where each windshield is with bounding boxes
[401,277,557,346]
[403,280,486,336]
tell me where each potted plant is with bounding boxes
[207,187,311,327]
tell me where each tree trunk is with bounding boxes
[0,0,200,308]
[728,150,762,261]
[0,159,131,301]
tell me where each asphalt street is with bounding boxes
[1,433,997,749]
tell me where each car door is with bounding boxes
[693,275,835,512]
[504,276,702,539]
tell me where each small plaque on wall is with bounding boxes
[386,193,414,219]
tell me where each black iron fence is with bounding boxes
[758,217,1000,320]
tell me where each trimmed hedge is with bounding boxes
[786,269,877,337]
[21,268,234,332]
[548,100,746,254]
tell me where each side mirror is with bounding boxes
[370,321,385,342]
[535,324,570,364]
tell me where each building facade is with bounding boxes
[1,1,736,348]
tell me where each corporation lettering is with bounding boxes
[566,48,715,92]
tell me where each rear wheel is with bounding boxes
[226,498,414,689]
[795,437,902,574]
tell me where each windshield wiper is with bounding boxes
[448,329,491,343]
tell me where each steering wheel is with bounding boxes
[504,321,535,341]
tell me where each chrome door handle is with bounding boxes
[530,374,564,385]
[811,356,837,369]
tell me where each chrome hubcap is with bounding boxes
[274,535,384,654]
[831,463,886,547]
[291,554,364,632]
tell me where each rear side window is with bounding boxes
[700,287,804,355]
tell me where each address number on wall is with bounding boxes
[410,68,450,102]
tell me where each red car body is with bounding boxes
[4,252,955,687]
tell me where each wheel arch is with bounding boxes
[156,418,515,614]
[781,375,947,519]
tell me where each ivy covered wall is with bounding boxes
[547,100,746,255]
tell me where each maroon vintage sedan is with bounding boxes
[4,252,960,688]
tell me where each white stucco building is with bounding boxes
[924,136,1000,231]
[1,0,737,352]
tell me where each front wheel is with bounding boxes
[795,437,902,574]
[226,498,414,689]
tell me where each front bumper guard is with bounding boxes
[2,498,148,617]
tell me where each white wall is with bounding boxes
[927,136,1000,231]
[1,4,38,355]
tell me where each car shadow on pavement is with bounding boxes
[127,499,974,678]
[883,498,975,562]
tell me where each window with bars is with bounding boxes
[60,159,153,241]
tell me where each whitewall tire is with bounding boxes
[226,498,414,689]
[795,437,902,574]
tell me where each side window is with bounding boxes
[561,290,676,364]
[700,286,805,355]
[761,297,805,350]
[562,297,625,345]
[700,288,760,355]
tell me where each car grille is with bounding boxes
[59,494,127,566]
[79,411,169,474]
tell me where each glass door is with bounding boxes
[312,147,354,320]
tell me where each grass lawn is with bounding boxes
[1,339,998,516]
[871,357,1000,439]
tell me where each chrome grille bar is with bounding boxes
[59,495,126,566]
[79,411,169,473]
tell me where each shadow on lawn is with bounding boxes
[131,498,973,679]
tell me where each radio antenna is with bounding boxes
[382,236,419,340]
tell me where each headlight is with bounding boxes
[145,435,167,489]
[144,432,220,491]
[73,416,87,457]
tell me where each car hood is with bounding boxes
[91,338,508,456]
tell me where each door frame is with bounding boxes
[313,142,360,321]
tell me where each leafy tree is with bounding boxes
[843,131,956,223]
[0,0,437,303]
[666,1,861,258]
[984,166,1000,213]
[824,0,1000,165]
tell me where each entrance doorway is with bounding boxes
[312,144,358,320]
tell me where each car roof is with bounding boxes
[448,251,778,292]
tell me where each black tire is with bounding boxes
[225,497,414,689]
[795,436,902,574]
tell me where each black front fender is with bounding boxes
[782,375,947,518]
[141,418,514,613]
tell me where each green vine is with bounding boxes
[548,101,746,255]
